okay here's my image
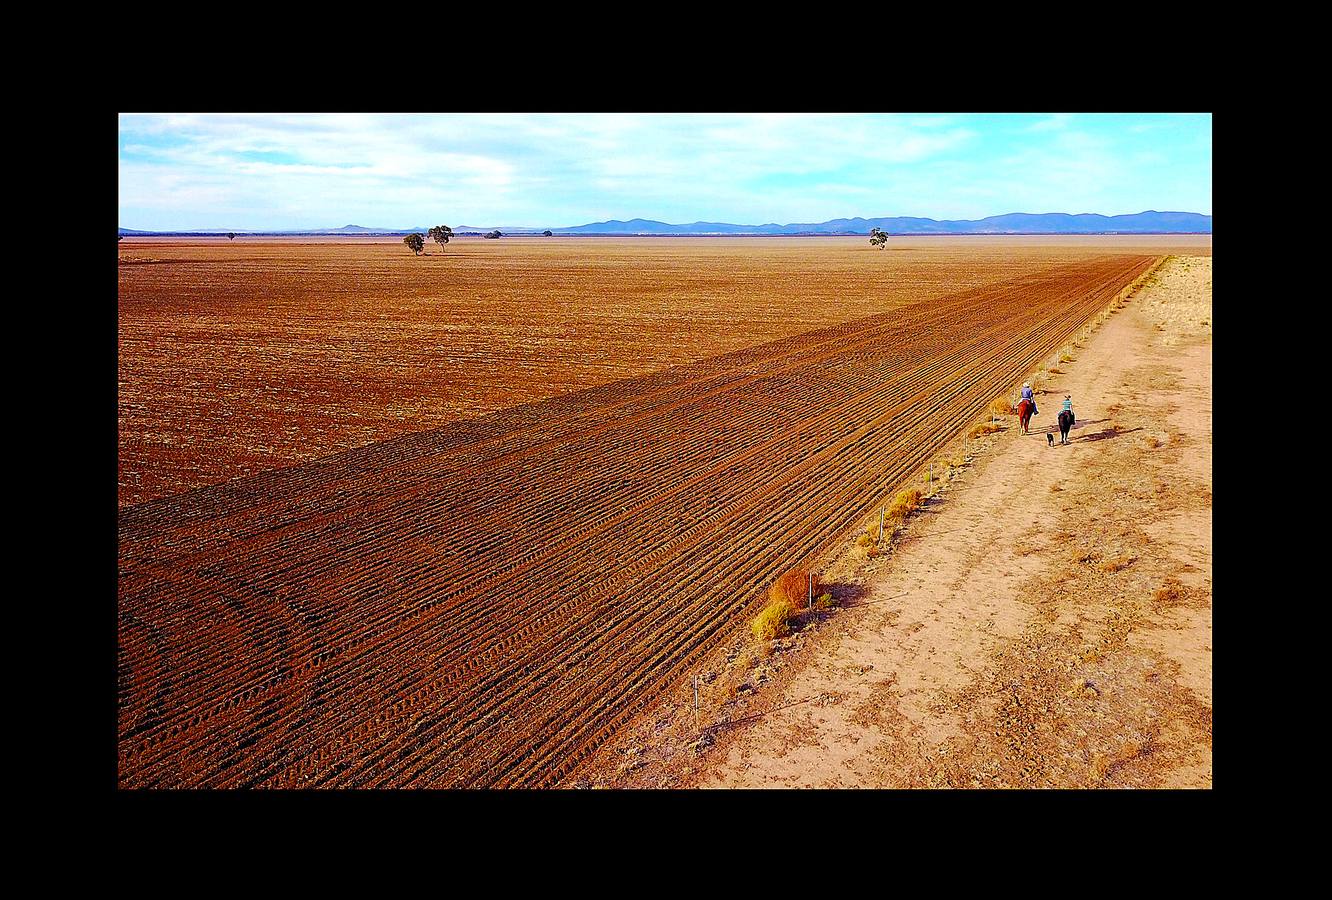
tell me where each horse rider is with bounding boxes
[1021,382,1037,415]
[1061,394,1073,421]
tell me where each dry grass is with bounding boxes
[752,598,796,642]
[1099,554,1138,573]
[886,488,924,523]
[1090,738,1151,784]
[1139,257,1213,343]
[990,398,1013,417]
[969,422,1003,439]
[1152,578,1189,607]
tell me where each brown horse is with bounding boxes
[1018,398,1035,433]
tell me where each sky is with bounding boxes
[118,113,1212,231]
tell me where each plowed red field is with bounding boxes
[118,236,1195,506]
[118,253,1158,788]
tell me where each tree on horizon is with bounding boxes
[869,227,888,249]
[428,225,453,253]
[403,233,425,255]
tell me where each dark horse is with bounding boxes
[1058,409,1075,444]
[1018,398,1035,434]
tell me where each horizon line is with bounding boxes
[120,209,1213,234]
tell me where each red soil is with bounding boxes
[117,254,1158,788]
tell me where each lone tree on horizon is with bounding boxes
[227,232,236,241]
[403,233,425,255]
[869,227,888,249]
[543,230,553,237]
[428,225,453,253]
[484,230,502,240]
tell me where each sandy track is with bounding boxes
[118,255,1157,788]
[680,256,1211,789]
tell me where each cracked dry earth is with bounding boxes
[675,255,1212,789]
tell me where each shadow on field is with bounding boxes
[841,589,909,610]
[704,694,820,737]
[1079,426,1142,443]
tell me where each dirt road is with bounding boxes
[631,255,1211,789]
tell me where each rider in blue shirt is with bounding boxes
[1061,394,1073,419]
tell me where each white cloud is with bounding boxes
[117,113,1205,228]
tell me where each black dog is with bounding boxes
[1047,433,1055,447]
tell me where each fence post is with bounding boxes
[879,505,885,542]
[808,571,813,610]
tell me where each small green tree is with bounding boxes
[403,233,425,255]
[484,230,502,240]
[869,227,887,249]
[428,225,452,253]
[543,230,553,237]
[227,232,236,241]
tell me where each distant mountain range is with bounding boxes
[119,210,1212,237]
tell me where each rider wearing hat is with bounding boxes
[1020,382,1037,415]
[1061,394,1073,420]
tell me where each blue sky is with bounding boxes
[118,113,1212,231]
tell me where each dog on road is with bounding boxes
[1047,433,1055,447]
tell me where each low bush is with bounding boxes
[969,422,1003,438]
[886,487,923,523]
[769,567,818,608]
[752,598,796,642]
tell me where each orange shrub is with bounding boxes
[769,567,818,608]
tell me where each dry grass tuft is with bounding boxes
[1090,739,1149,783]
[752,598,796,642]
[990,398,1014,418]
[1153,578,1188,606]
[970,422,1003,439]
[814,591,836,611]
[1048,367,1065,375]
[1099,554,1138,573]
[886,488,923,523]
[1049,483,1063,493]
